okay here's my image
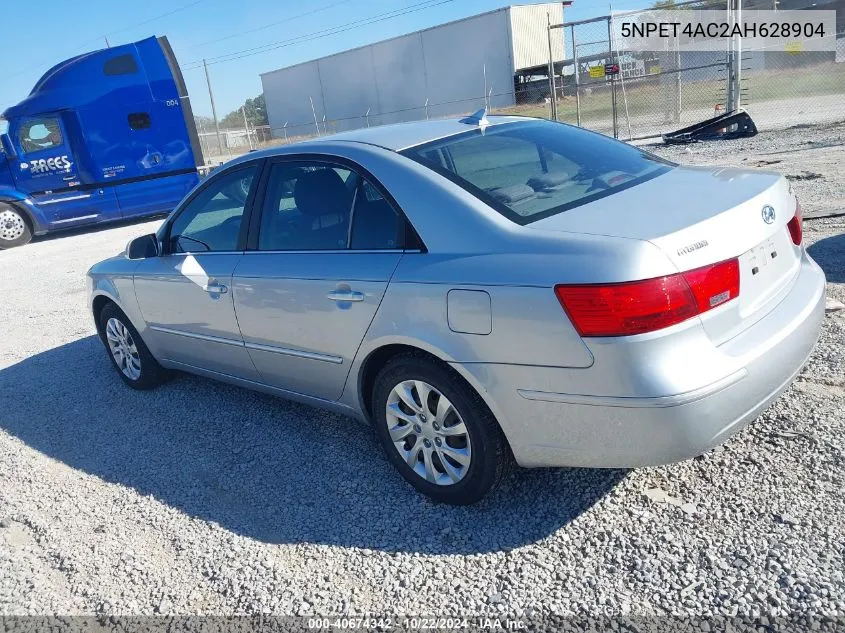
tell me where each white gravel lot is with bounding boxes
[0,122,843,627]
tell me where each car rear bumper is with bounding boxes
[454,252,826,468]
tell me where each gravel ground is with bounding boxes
[0,122,843,626]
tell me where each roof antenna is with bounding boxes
[459,106,489,129]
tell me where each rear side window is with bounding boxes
[104,54,138,76]
[401,120,674,225]
[258,161,403,251]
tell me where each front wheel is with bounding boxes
[372,354,511,505]
[0,204,32,248]
[98,303,168,390]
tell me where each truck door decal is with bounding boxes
[22,155,74,175]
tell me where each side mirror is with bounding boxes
[126,233,159,260]
[0,133,17,160]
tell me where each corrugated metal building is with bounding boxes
[261,3,565,138]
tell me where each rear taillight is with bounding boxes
[555,258,740,337]
[787,200,803,246]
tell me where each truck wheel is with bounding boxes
[0,204,32,248]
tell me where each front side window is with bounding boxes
[258,161,402,251]
[169,165,257,253]
[402,120,674,225]
[19,118,63,154]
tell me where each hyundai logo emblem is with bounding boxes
[762,205,776,224]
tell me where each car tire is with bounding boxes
[98,303,168,390]
[372,353,511,505]
[0,204,32,249]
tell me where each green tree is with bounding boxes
[220,94,268,129]
[193,114,215,132]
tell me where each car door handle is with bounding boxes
[327,290,364,302]
[205,282,228,295]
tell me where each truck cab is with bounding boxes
[0,36,203,247]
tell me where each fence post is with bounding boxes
[310,96,320,136]
[674,36,682,123]
[241,106,254,151]
[571,24,582,127]
[484,63,489,110]
[609,10,633,140]
[726,0,742,111]
[547,13,558,121]
[607,17,618,138]
[735,0,742,110]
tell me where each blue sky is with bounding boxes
[0,0,642,120]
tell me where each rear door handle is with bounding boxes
[205,282,228,295]
[327,290,364,302]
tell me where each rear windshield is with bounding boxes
[401,120,674,225]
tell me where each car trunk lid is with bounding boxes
[529,165,802,344]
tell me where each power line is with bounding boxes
[183,0,453,67]
[186,0,356,50]
[181,0,458,70]
[0,0,211,86]
[105,0,207,38]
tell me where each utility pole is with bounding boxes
[104,36,111,48]
[241,106,253,150]
[203,59,223,158]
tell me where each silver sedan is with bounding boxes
[87,115,826,504]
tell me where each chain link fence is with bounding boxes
[738,45,845,130]
[538,0,844,140]
[198,1,844,161]
[535,0,730,140]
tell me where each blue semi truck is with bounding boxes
[0,36,204,248]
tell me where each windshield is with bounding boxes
[401,120,674,225]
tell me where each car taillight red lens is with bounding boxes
[555,258,740,337]
[787,200,803,246]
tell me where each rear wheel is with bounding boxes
[372,354,510,505]
[0,204,32,248]
[98,303,168,390]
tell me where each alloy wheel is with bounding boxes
[385,380,472,486]
[105,317,142,381]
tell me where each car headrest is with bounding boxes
[294,169,350,217]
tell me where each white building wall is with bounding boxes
[261,4,560,137]
[317,45,382,130]
[262,60,325,138]
[369,32,429,126]
[419,8,514,119]
[510,3,565,70]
